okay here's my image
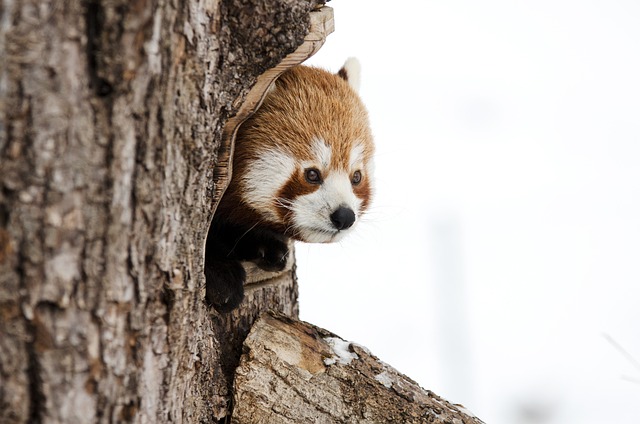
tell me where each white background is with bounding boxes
[298,1,640,423]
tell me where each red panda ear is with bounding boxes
[337,57,361,92]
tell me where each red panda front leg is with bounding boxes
[204,255,246,313]
[205,219,290,312]
[239,227,290,272]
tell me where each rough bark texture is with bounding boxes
[233,313,484,424]
[1,1,483,423]
[0,0,322,422]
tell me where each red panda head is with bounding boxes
[230,59,374,243]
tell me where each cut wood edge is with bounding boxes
[213,6,334,207]
[232,312,484,424]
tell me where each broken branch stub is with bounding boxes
[233,312,484,424]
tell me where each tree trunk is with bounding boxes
[0,0,322,422]
[2,2,484,423]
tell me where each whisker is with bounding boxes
[274,197,295,211]
[279,248,290,264]
[227,221,260,257]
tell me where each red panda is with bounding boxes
[205,58,374,312]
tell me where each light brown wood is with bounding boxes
[233,313,485,424]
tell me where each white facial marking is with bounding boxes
[291,171,362,243]
[349,143,365,171]
[309,137,332,169]
[241,149,296,223]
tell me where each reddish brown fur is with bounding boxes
[216,64,374,237]
[275,170,319,222]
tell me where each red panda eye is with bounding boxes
[351,170,362,185]
[305,168,322,184]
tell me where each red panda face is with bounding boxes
[230,61,374,243]
[275,137,372,242]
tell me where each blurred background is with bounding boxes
[299,1,640,423]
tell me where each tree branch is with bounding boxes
[233,312,484,423]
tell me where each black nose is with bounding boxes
[330,206,356,230]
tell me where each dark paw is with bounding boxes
[205,260,245,313]
[254,238,289,272]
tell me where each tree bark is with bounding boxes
[0,0,323,422]
[1,2,484,423]
[233,313,484,424]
